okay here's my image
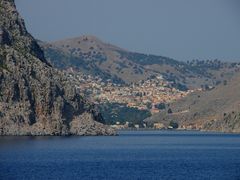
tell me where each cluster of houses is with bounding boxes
[61,69,203,130]
[66,71,190,114]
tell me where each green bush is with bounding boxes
[169,121,178,129]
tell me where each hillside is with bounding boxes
[41,35,239,90]
[145,73,240,133]
[0,0,114,135]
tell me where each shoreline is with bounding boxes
[116,128,240,134]
[1,128,239,137]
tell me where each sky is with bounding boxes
[15,0,240,62]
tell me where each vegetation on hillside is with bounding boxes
[41,36,239,91]
[99,103,151,126]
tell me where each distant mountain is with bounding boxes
[145,73,240,133]
[0,0,114,135]
[41,35,239,90]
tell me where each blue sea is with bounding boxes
[0,130,240,180]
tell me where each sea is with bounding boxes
[0,130,240,180]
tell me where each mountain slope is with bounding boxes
[41,35,239,90]
[145,73,240,133]
[0,0,115,135]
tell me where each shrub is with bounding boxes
[168,108,173,114]
[169,121,178,129]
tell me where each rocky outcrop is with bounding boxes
[0,0,115,135]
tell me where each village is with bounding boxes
[65,70,193,114]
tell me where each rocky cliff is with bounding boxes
[0,0,115,135]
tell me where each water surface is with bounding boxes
[1,130,240,180]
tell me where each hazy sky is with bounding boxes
[15,0,240,61]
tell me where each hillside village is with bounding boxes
[65,69,194,115]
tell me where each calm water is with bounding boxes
[1,130,240,180]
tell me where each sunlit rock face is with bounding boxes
[0,0,115,136]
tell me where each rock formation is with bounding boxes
[0,0,115,135]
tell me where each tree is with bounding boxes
[155,103,166,110]
[168,108,173,114]
[169,121,178,129]
[146,102,152,109]
[223,80,227,86]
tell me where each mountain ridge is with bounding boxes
[40,34,240,132]
[42,35,239,90]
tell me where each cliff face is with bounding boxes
[0,0,115,135]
